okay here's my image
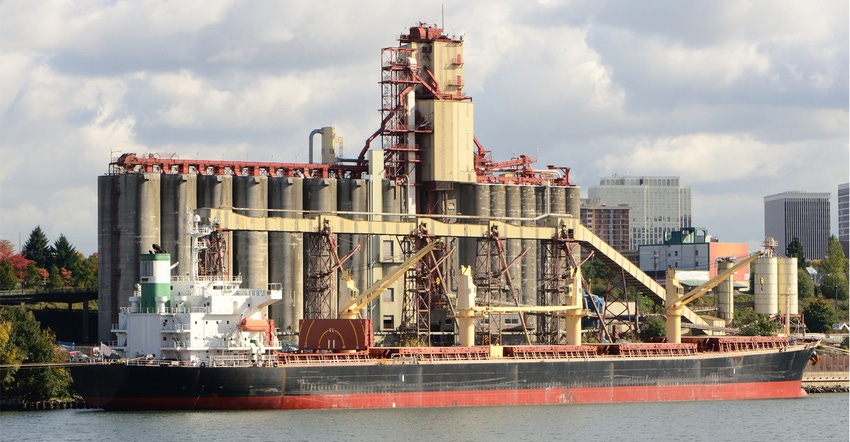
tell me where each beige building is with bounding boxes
[581,198,630,252]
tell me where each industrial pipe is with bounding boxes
[308,128,324,164]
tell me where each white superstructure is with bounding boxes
[111,217,282,366]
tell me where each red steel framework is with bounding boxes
[198,227,230,277]
[473,225,530,345]
[109,153,367,179]
[539,226,640,343]
[398,227,454,346]
[304,221,360,319]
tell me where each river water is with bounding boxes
[1,394,847,442]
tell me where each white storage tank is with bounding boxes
[753,256,778,315]
[777,257,799,315]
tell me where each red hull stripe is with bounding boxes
[92,381,806,410]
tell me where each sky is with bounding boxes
[1,0,848,256]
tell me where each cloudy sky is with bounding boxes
[1,1,847,256]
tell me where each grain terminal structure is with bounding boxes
[97,23,713,345]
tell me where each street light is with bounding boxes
[834,283,838,313]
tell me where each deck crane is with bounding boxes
[339,238,444,320]
[665,251,766,343]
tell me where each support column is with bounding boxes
[665,268,684,344]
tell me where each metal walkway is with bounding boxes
[571,224,710,328]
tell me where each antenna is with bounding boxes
[441,4,444,30]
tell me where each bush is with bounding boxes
[640,316,666,341]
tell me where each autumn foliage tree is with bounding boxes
[0,306,73,401]
[1,227,97,291]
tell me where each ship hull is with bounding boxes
[70,346,813,410]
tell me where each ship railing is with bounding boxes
[208,354,255,367]
[681,336,791,353]
[278,352,373,365]
[174,275,244,284]
[504,345,600,360]
[234,288,273,297]
[614,343,698,357]
[715,337,789,352]
[161,341,187,350]
[162,324,191,332]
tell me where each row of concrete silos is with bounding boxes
[456,183,581,306]
[97,173,580,343]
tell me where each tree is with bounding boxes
[0,306,72,400]
[735,308,777,336]
[22,226,50,269]
[7,254,33,285]
[0,320,24,389]
[816,236,849,301]
[51,234,79,272]
[786,236,806,269]
[0,260,18,290]
[70,253,98,289]
[797,268,814,299]
[0,240,15,261]
[582,258,610,281]
[640,316,666,341]
[46,265,64,290]
[803,297,836,333]
[23,262,44,289]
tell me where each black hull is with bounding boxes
[70,346,814,410]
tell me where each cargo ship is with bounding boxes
[72,23,819,410]
[68,219,818,411]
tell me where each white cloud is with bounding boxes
[0,0,846,255]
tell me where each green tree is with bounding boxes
[46,265,64,290]
[735,308,777,336]
[803,297,836,333]
[640,316,666,341]
[51,234,79,272]
[0,306,72,400]
[22,226,50,269]
[797,268,814,299]
[0,260,18,290]
[786,236,806,269]
[582,258,610,281]
[0,320,24,389]
[816,236,849,301]
[23,262,44,289]
[70,253,98,289]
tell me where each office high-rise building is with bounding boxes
[764,191,830,260]
[588,175,691,250]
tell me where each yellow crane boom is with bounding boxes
[339,239,443,320]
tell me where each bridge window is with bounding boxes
[383,315,394,330]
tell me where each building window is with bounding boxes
[505,317,519,325]
[382,315,394,330]
[382,240,394,262]
[382,288,394,303]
